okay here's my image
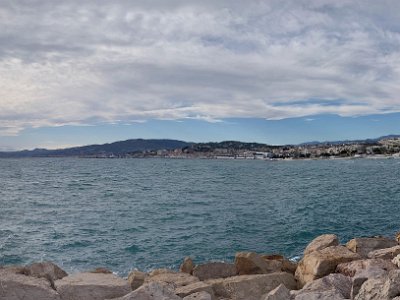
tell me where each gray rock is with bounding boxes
[336,258,396,277]
[0,268,61,300]
[295,289,346,300]
[351,268,387,299]
[368,245,400,259]
[263,283,291,300]
[297,273,351,299]
[304,234,339,256]
[206,272,297,300]
[175,281,215,299]
[22,261,68,287]
[55,272,131,300]
[183,291,212,300]
[110,282,181,300]
[354,277,386,300]
[193,262,237,280]
[346,237,397,258]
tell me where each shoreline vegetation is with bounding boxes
[1,136,400,160]
[2,234,400,299]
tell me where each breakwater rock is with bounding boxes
[2,234,400,299]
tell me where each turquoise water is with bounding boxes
[1,158,399,275]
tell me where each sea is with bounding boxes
[1,157,399,276]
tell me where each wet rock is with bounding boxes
[235,252,281,275]
[346,237,397,258]
[303,234,339,256]
[109,282,181,300]
[206,272,297,300]
[0,268,61,300]
[180,257,195,274]
[368,245,400,259]
[193,262,237,280]
[55,272,131,300]
[295,245,360,287]
[263,283,291,300]
[175,281,215,299]
[127,270,147,290]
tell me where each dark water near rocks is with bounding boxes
[1,158,400,275]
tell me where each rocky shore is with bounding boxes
[2,234,400,299]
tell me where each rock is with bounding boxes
[235,252,281,275]
[295,245,360,287]
[354,277,386,300]
[206,272,297,300]
[350,268,389,299]
[296,273,351,299]
[381,269,400,299]
[262,254,298,274]
[89,267,113,274]
[175,282,215,299]
[303,234,339,256]
[368,245,400,259]
[183,291,212,300]
[146,271,199,288]
[22,261,68,288]
[149,268,175,276]
[336,259,396,277]
[263,283,291,300]
[54,272,131,300]
[395,232,400,244]
[393,254,400,267]
[180,257,195,274]
[127,270,147,290]
[0,268,61,300]
[346,237,397,258]
[193,262,237,281]
[109,282,181,300]
[294,289,346,300]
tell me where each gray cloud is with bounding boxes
[1,0,400,135]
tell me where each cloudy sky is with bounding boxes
[1,0,400,149]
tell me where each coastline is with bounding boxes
[2,233,400,299]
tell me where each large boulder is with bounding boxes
[346,237,397,258]
[206,272,297,300]
[146,271,199,288]
[183,291,212,300]
[354,277,386,300]
[192,262,237,280]
[368,245,400,259]
[175,282,215,299]
[22,261,68,288]
[336,259,397,277]
[303,234,339,256]
[127,270,147,290]
[109,282,181,300]
[295,273,351,299]
[295,245,360,287]
[263,284,291,300]
[235,252,281,275]
[54,272,131,300]
[180,257,195,275]
[0,268,61,300]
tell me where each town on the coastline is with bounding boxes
[120,137,400,160]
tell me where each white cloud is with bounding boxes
[1,0,400,135]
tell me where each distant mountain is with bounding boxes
[298,134,400,146]
[0,139,190,158]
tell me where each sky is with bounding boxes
[1,0,400,150]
